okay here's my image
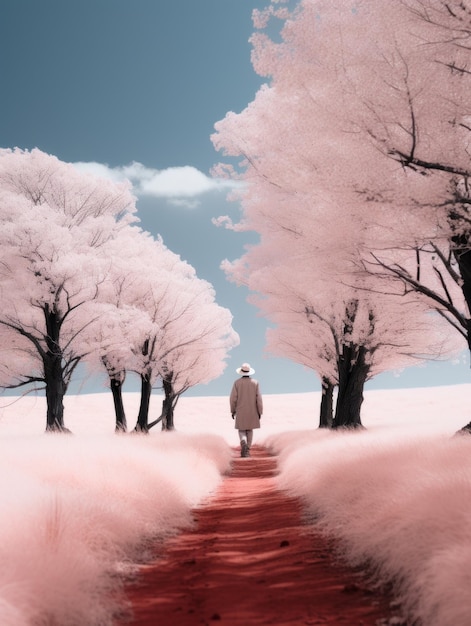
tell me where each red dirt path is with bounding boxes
[123,446,392,625]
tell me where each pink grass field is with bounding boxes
[0,384,470,625]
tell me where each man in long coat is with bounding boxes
[230,363,263,457]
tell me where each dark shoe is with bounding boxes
[241,441,248,457]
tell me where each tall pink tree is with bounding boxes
[82,227,162,431]
[130,262,238,433]
[87,226,239,433]
[211,0,471,417]
[0,149,136,432]
[223,236,457,427]
[153,285,238,431]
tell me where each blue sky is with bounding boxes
[1,0,469,396]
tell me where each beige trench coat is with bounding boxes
[230,376,263,430]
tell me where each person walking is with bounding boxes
[230,362,263,457]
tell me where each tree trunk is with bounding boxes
[452,240,471,354]
[43,307,70,433]
[319,378,334,428]
[161,378,176,431]
[110,376,127,433]
[333,345,369,429]
[134,374,152,433]
[45,363,68,432]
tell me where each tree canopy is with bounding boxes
[212,0,469,426]
[0,149,238,432]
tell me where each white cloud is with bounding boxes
[72,160,238,208]
[73,161,124,183]
[134,164,214,197]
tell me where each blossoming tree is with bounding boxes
[211,0,467,425]
[87,226,239,432]
[0,148,136,432]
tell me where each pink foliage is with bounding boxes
[212,0,470,385]
[85,225,239,393]
[0,149,238,414]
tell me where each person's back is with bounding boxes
[230,363,263,457]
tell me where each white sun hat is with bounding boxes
[236,362,255,375]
